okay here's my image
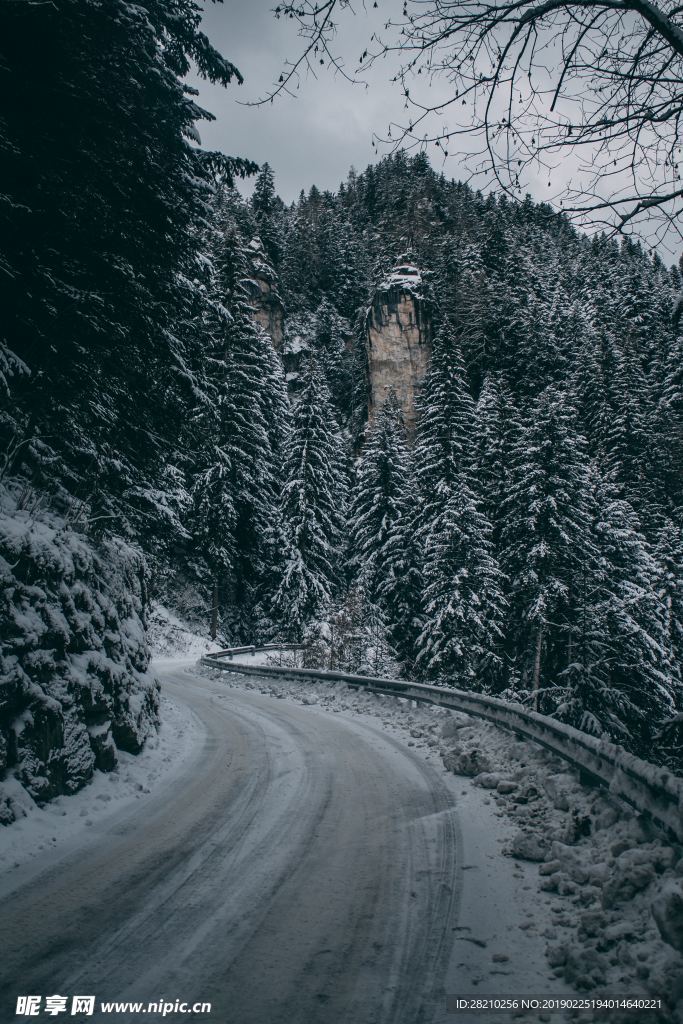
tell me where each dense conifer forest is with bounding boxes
[1,1,682,818]
[214,154,683,771]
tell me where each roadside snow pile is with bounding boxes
[0,693,203,876]
[0,495,159,823]
[147,603,213,659]
[208,667,683,1024]
[438,713,683,1021]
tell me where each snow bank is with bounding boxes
[434,709,683,1014]
[147,602,214,659]
[0,693,203,878]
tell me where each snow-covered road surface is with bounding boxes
[0,661,574,1023]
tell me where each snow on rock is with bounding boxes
[376,261,428,298]
[0,693,203,878]
[442,745,491,777]
[0,494,159,822]
[652,881,683,954]
[473,771,502,790]
[508,830,548,862]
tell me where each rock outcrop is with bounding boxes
[244,237,284,349]
[367,261,431,435]
[280,312,313,391]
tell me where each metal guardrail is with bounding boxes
[208,643,304,659]
[200,652,683,843]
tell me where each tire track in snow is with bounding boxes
[0,665,463,1024]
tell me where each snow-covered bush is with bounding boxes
[0,492,159,822]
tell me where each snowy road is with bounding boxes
[0,664,466,1024]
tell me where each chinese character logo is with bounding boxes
[70,997,95,1016]
[15,997,41,1016]
[45,996,68,1016]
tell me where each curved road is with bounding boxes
[0,664,464,1024]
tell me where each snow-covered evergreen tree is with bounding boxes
[250,162,284,268]
[312,299,354,418]
[499,388,597,708]
[472,372,521,550]
[655,518,683,685]
[327,584,400,677]
[417,476,507,689]
[349,391,422,666]
[0,0,256,808]
[414,326,475,541]
[190,209,289,639]
[0,0,254,535]
[271,362,347,639]
[559,474,677,754]
[652,335,683,511]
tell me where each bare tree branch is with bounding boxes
[261,0,683,248]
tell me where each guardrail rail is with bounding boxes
[208,643,304,659]
[200,648,683,843]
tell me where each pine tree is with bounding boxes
[250,162,284,267]
[472,373,520,549]
[349,391,422,666]
[601,338,656,514]
[0,0,255,534]
[414,326,475,542]
[417,477,507,689]
[327,584,400,677]
[251,162,277,220]
[433,238,487,388]
[312,300,354,417]
[0,0,258,805]
[499,388,596,708]
[652,518,683,768]
[271,362,347,639]
[190,210,288,639]
[652,335,683,510]
[654,518,683,696]
[317,210,369,319]
[376,494,423,671]
[560,475,676,753]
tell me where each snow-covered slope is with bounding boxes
[0,690,203,877]
[147,602,214,660]
[0,492,159,823]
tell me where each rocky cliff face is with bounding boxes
[367,263,431,435]
[245,238,284,349]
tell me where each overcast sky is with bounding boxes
[188,1,447,203]
[188,3,575,210]
[188,5,634,216]
[188,2,677,261]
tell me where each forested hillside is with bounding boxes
[1,4,681,820]
[195,153,682,769]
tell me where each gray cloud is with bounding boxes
[188,1,429,201]
[189,2,675,261]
